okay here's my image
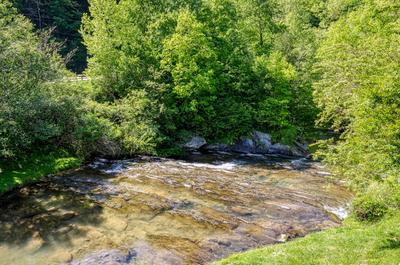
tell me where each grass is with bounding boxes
[213,212,400,265]
[0,150,82,194]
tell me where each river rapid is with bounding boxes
[0,153,352,265]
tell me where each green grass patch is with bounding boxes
[213,212,400,265]
[0,150,82,194]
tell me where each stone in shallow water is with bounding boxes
[70,249,136,265]
[50,250,73,263]
[24,232,44,253]
[269,143,292,156]
[103,217,128,232]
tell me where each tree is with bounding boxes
[12,0,89,73]
[82,0,319,146]
[160,9,219,138]
[314,0,400,186]
[0,1,78,157]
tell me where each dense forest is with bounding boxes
[0,0,399,263]
[11,0,88,72]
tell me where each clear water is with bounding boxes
[0,153,352,265]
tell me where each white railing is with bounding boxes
[63,74,91,82]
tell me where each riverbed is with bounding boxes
[0,153,352,265]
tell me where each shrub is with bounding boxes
[352,194,387,222]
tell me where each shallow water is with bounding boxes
[0,153,352,265]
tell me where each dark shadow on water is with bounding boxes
[0,171,109,248]
[184,151,315,172]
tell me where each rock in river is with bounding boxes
[70,249,136,265]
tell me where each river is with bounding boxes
[0,153,352,265]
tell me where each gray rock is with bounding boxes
[231,138,255,154]
[291,158,308,169]
[70,249,136,265]
[269,143,292,156]
[202,143,231,152]
[294,141,309,153]
[290,147,305,157]
[184,136,207,150]
[96,137,122,158]
[252,131,272,153]
[183,130,307,157]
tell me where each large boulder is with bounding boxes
[183,136,207,150]
[231,138,255,154]
[268,143,293,156]
[294,141,309,154]
[96,137,122,158]
[182,131,308,157]
[201,143,231,152]
[252,131,272,153]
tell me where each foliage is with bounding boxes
[81,0,315,146]
[313,0,400,187]
[253,52,297,143]
[351,179,400,222]
[11,0,88,73]
[0,2,152,162]
[352,195,388,222]
[160,9,219,138]
[1,1,400,263]
[312,0,400,224]
[0,2,64,158]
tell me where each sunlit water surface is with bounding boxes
[0,153,352,265]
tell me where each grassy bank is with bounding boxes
[0,151,82,194]
[214,213,400,265]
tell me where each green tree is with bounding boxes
[12,0,88,73]
[0,1,90,158]
[160,9,219,138]
[314,0,400,187]
[253,52,298,143]
[82,0,320,146]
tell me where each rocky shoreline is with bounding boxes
[184,131,309,157]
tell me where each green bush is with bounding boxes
[352,195,387,222]
[0,2,68,158]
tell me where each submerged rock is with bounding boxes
[25,233,44,253]
[51,251,73,263]
[201,143,231,152]
[291,158,309,169]
[70,249,136,265]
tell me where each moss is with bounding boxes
[0,150,82,194]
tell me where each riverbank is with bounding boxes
[213,212,400,265]
[0,151,82,194]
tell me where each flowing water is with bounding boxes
[0,153,352,265]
